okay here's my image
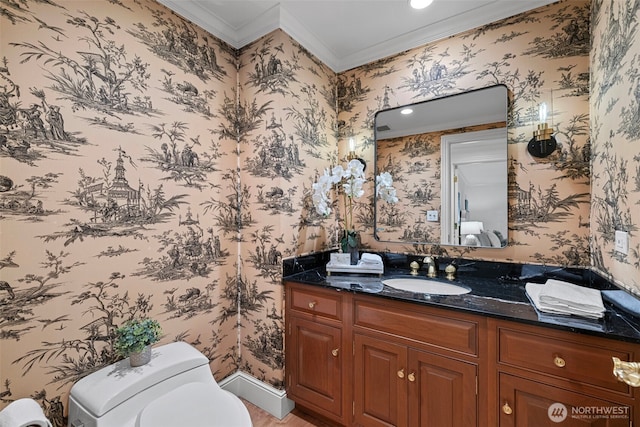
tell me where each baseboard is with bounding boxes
[219,372,295,420]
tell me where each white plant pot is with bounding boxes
[129,345,151,367]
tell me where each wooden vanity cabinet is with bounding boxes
[490,319,640,426]
[285,281,351,425]
[354,333,477,427]
[352,295,483,427]
[285,280,640,427]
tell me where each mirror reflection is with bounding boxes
[373,85,509,248]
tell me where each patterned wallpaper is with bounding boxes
[590,0,640,297]
[342,1,592,268]
[1,0,638,424]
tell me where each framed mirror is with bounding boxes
[373,84,509,248]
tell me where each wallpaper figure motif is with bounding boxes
[245,36,295,96]
[283,83,331,154]
[11,11,153,122]
[143,120,224,190]
[130,12,229,83]
[135,208,227,282]
[0,171,62,221]
[0,65,86,166]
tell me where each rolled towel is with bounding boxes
[0,398,52,427]
[539,279,605,317]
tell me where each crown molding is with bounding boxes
[156,0,556,73]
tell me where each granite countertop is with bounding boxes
[282,255,640,344]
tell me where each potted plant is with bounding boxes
[114,318,162,367]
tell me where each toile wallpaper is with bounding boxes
[1,0,638,424]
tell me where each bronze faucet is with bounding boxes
[423,256,437,278]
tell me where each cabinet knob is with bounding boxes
[308,301,317,309]
[408,372,416,382]
[554,355,566,368]
[397,369,405,379]
[331,348,339,357]
[502,402,513,415]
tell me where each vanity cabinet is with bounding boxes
[285,282,351,425]
[352,296,481,427]
[354,333,477,427]
[490,319,640,426]
[284,280,640,427]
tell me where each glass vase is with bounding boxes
[341,230,360,265]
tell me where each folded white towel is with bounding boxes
[526,281,605,319]
[539,279,605,315]
[0,398,52,427]
[360,253,382,265]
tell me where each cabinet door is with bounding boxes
[409,349,478,427]
[287,316,343,419]
[499,373,632,427]
[354,333,408,427]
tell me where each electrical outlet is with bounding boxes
[614,230,629,255]
[426,210,438,222]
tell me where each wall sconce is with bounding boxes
[527,102,557,158]
[347,137,366,170]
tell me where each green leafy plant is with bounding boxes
[114,318,162,357]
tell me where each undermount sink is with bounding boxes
[382,278,471,295]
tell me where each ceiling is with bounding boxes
[157,0,556,72]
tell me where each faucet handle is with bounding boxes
[409,261,420,276]
[445,263,456,280]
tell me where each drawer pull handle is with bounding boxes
[308,301,317,309]
[554,356,566,368]
[408,372,416,382]
[502,402,513,415]
[612,357,640,387]
[331,348,339,357]
[397,369,405,379]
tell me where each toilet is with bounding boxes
[67,342,252,427]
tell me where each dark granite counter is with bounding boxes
[283,253,640,344]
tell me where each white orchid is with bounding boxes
[376,171,398,204]
[312,159,397,234]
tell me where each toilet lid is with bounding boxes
[136,382,252,427]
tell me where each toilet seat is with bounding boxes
[136,382,252,426]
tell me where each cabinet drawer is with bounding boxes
[354,298,478,356]
[289,285,342,321]
[499,373,633,426]
[498,326,632,394]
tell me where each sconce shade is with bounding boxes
[460,221,484,235]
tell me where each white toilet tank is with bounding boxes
[67,342,252,427]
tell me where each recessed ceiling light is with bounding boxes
[401,108,413,115]
[409,0,433,10]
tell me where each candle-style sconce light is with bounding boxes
[527,101,557,158]
[347,136,366,170]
